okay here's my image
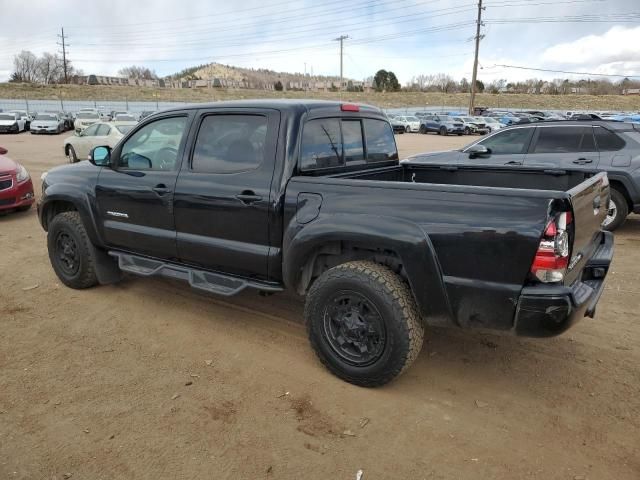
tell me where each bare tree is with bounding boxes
[38,52,63,84]
[433,73,456,93]
[11,51,39,83]
[118,65,158,79]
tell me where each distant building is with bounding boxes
[623,88,640,95]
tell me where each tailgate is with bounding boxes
[565,172,609,284]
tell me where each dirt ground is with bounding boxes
[0,131,638,480]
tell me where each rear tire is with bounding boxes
[419,125,426,134]
[67,145,78,163]
[305,261,424,387]
[603,189,628,231]
[47,211,98,289]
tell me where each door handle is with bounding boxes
[573,158,593,165]
[235,191,262,204]
[504,161,522,165]
[152,184,172,195]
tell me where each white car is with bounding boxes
[63,122,135,163]
[8,110,32,130]
[30,112,65,134]
[112,113,138,127]
[481,117,504,133]
[395,115,421,133]
[74,111,101,131]
[0,112,26,133]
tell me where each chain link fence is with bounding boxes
[0,98,190,114]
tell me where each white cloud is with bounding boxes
[541,26,640,69]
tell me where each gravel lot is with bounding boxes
[1,131,638,480]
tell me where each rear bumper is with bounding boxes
[513,230,613,337]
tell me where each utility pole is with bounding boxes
[333,35,349,96]
[57,27,70,83]
[469,0,484,115]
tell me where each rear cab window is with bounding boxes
[300,117,398,172]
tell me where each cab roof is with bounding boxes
[158,99,384,117]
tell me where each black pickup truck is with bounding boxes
[38,100,613,386]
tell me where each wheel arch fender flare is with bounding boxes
[283,214,453,323]
[39,187,104,247]
[606,172,638,208]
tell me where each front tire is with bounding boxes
[47,211,98,289]
[405,125,411,133]
[464,126,471,135]
[439,126,447,136]
[305,261,424,387]
[603,189,628,231]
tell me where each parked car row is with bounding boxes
[0,109,150,135]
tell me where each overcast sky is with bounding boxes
[1,0,639,84]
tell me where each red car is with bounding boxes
[0,146,35,213]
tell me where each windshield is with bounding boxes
[36,114,57,120]
[440,116,453,122]
[461,117,475,122]
[116,125,135,134]
[406,116,419,122]
[484,117,498,123]
[115,115,136,121]
[0,114,16,121]
[76,112,99,119]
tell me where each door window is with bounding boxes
[119,117,187,170]
[83,124,100,136]
[595,127,626,151]
[532,127,595,153]
[192,115,267,174]
[477,127,533,154]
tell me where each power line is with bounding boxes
[69,21,475,64]
[73,2,477,48]
[490,64,640,78]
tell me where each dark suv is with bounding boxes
[406,120,640,230]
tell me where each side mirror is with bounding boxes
[0,147,7,155]
[467,144,490,158]
[75,127,82,134]
[90,146,111,166]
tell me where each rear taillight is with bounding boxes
[530,212,572,283]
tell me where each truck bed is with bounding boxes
[285,164,609,333]
[331,163,596,194]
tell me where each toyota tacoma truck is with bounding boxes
[38,100,613,387]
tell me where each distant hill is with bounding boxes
[167,62,349,89]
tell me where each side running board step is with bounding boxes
[109,251,283,297]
